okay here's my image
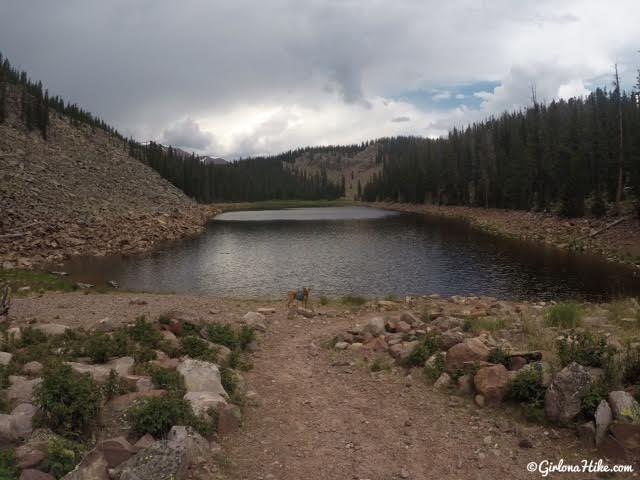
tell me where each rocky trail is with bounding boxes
[221,311,583,480]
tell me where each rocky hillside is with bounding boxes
[0,84,218,268]
[285,143,381,200]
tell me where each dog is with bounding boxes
[287,287,311,309]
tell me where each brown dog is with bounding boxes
[287,287,311,309]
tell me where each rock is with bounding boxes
[518,438,533,449]
[595,400,613,447]
[160,330,179,346]
[129,298,148,306]
[577,421,596,448]
[257,308,276,315]
[19,469,54,480]
[17,449,46,469]
[106,357,134,377]
[0,352,12,365]
[167,426,210,464]
[363,336,387,352]
[177,359,227,397]
[610,423,640,451]
[61,448,109,480]
[6,327,21,343]
[0,414,17,447]
[241,312,266,332]
[608,391,640,423]
[133,434,155,451]
[508,356,527,371]
[112,440,187,480]
[508,350,542,362]
[598,434,629,461]
[400,311,420,326]
[445,338,489,371]
[396,320,411,333]
[433,373,451,389]
[95,317,116,333]
[457,374,474,395]
[377,300,398,311]
[21,361,43,376]
[297,307,314,318]
[545,362,593,425]
[7,376,41,406]
[474,394,485,408]
[135,377,153,392]
[32,324,68,336]
[430,316,464,332]
[334,342,349,350]
[97,437,136,468]
[439,330,465,350]
[473,365,510,403]
[389,341,419,361]
[520,361,553,386]
[363,317,385,336]
[218,403,242,435]
[184,391,227,417]
[65,362,110,383]
[104,391,165,413]
[11,403,37,438]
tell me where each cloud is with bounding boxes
[391,116,411,123]
[0,0,639,157]
[161,118,216,152]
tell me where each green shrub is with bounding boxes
[127,395,194,437]
[149,367,185,394]
[16,327,48,347]
[556,331,613,368]
[34,364,102,437]
[487,346,511,367]
[423,352,445,382]
[463,317,506,333]
[0,449,18,480]
[132,346,157,364]
[180,336,217,362]
[506,367,547,423]
[84,333,112,364]
[622,347,640,386]
[402,334,441,368]
[101,370,130,400]
[237,326,255,351]
[42,438,85,479]
[370,356,392,372]
[546,302,581,328]
[319,296,329,306]
[384,294,399,302]
[581,381,609,417]
[128,316,162,349]
[340,295,367,306]
[420,309,431,323]
[204,323,238,350]
[228,349,252,371]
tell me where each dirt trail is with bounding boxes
[222,312,583,480]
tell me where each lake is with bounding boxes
[63,206,640,300]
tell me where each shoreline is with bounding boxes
[368,202,640,270]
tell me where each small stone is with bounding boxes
[433,373,451,389]
[19,469,54,480]
[399,468,410,479]
[518,438,533,449]
[334,342,349,350]
[474,394,485,408]
[21,362,43,376]
[0,352,13,366]
[133,434,155,450]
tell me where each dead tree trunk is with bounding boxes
[0,285,10,317]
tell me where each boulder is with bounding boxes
[545,362,593,425]
[608,391,640,423]
[97,437,136,468]
[60,449,109,480]
[241,312,266,332]
[21,361,43,376]
[111,439,188,480]
[473,364,510,403]
[0,352,12,366]
[363,317,385,336]
[610,423,640,451]
[160,330,179,347]
[0,414,17,447]
[399,311,420,326]
[430,316,464,332]
[508,356,527,371]
[167,426,210,464]
[135,377,154,392]
[388,341,419,362]
[438,330,465,350]
[133,434,155,451]
[95,317,117,333]
[7,376,41,406]
[595,400,613,447]
[183,392,227,417]
[19,470,54,480]
[433,373,451,389]
[17,449,46,469]
[104,390,165,414]
[106,357,134,377]
[177,359,227,397]
[457,374,474,395]
[11,403,37,438]
[444,338,489,371]
[65,363,110,383]
[218,404,242,435]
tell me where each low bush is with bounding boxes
[128,316,162,349]
[319,296,329,306]
[127,395,211,437]
[370,356,392,373]
[622,347,640,386]
[546,302,581,328]
[180,336,217,362]
[42,438,85,479]
[228,349,252,371]
[84,333,112,363]
[423,352,445,382]
[340,295,367,306]
[237,326,256,350]
[487,346,511,367]
[148,366,186,394]
[34,364,102,437]
[581,381,609,418]
[506,367,547,423]
[101,370,131,400]
[463,317,507,333]
[556,331,613,368]
[204,323,238,350]
[403,334,441,368]
[0,449,17,480]
[132,346,157,364]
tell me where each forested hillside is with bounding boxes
[362,80,640,218]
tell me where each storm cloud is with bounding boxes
[1,0,638,157]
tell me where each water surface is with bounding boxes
[64,206,640,300]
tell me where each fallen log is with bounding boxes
[576,216,627,242]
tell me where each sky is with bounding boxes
[1,0,639,159]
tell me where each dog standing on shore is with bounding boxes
[287,287,311,309]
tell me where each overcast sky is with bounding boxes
[1,0,639,158]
